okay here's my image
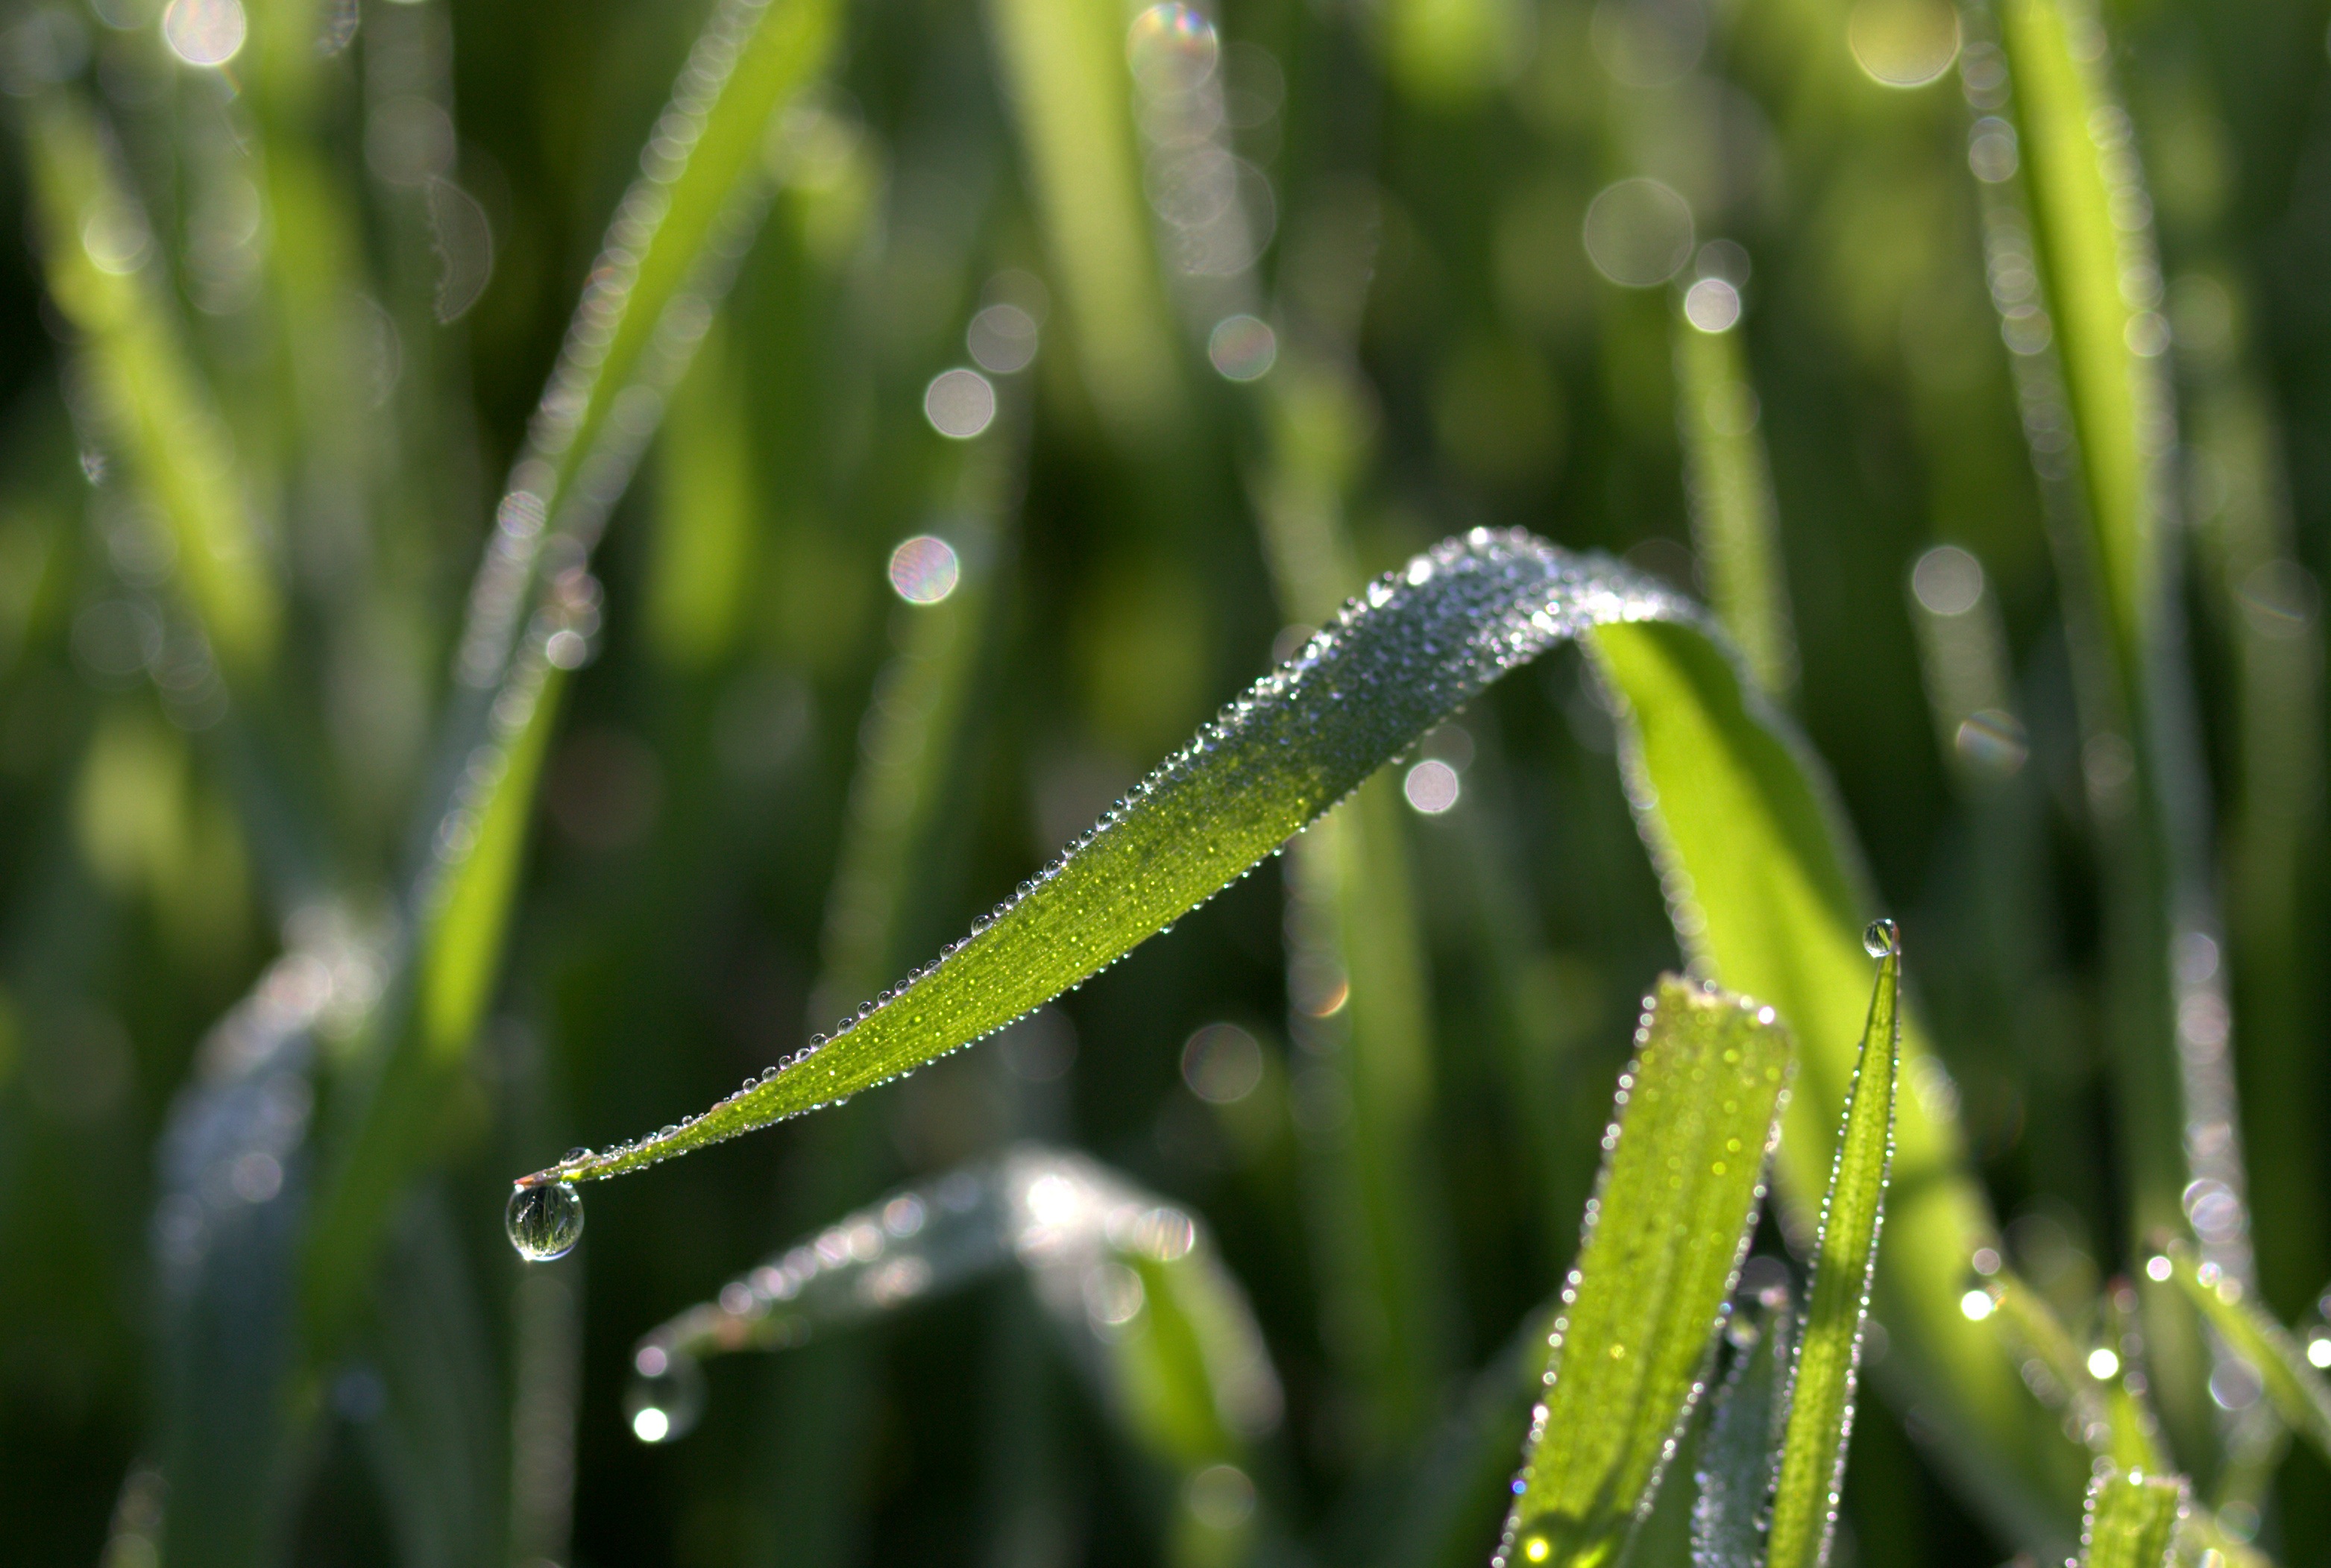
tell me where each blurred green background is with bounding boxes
[0,0,2326,1560]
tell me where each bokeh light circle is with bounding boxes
[1683,277,1741,333]
[1127,3,1219,95]
[1207,315,1277,381]
[1582,178,1695,289]
[1846,0,1960,87]
[923,368,997,438]
[161,0,245,66]
[887,535,961,605]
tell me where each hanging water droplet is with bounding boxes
[623,1347,705,1443]
[1862,918,1899,958]
[506,1180,585,1262]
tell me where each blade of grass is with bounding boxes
[518,531,1693,1188]
[984,0,1181,438]
[22,95,277,673]
[2160,1241,2331,1465]
[2076,1466,2184,1568]
[1249,349,1456,1446]
[1978,0,2245,1457]
[301,0,842,1353]
[1494,977,1791,1568]
[624,1145,1281,1555]
[1766,933,1900,1568]
[1586,619,2073,1546]
[1673,299,1796,700]
[1693,1281,1793,1568]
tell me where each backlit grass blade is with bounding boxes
[1494,977,1793,1568]
[1674,305,1796,699]
[302,0,841,1351]
[22,95,277,673]
[1693,1283,1793,1568]
[2160,1241,2331,1464]
[517,532,1692,1188]
[1766,933,1900,1568]
[1980,0,2245,1452]
[1586,620,2066,1543]
[1981,1272,2154,1470]
[2075,1467,2184,1568]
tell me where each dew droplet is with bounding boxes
[1862,918,1899,958]
[506,1180,585,1262]
[624,1349,705,1443]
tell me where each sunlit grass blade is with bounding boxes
[1693,1281,1792,1568]
[623,1146,1280,1557]
[1981,0,2244,1455]
[2075,1466,2184,1568]
[1586,620,2066,1543]
[986,0,1181,438]
[1495,977,1792,1568]
[519,532,1690,1188]
[22,94,277,673]
[1673,305,1796,699]
[2159,1241,2331,1464]
[302,0,842,1352]
[1766,934,1898,1568]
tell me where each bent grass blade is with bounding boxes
[1495,977,1792,1568]
[623,1146,1279,1552]
[518,532,1692,1188]
[1586,621,2064,1545]
[1674,309,1796,700]
[1764,933,1900,1568]
[2075,1467,2184,1568]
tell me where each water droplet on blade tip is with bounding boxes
[506,1180,585,1261]
[1862,918,1899,957]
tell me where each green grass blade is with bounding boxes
[2161,1241,2331,1464]
[985,0,1181,438]
[22,95,277,673]
[1585,620,2066,1544]
[1693,1284,1793,1568]
[2076,1467,2184,1568]
[518,532,1690,1187]
[1496,977,1792,1568]
[1673,306,1795,699]
[1766,934,1900,1568]
[301,0,841,1353]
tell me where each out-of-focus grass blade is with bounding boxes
[22,95,277,673]
[1990,0,2166,668]
[1673,306,1795,699]
[1765,933,1899,1568]
[303,0,841,1350]
[1983,0,2241,1456]
[1586,620,2069,1544]
[985,0,1180,438]
[2161,1241,2331,1464]
[623,1147,1280,1561]
[520,532,1691,1188]
[1494,977,1791,1568]
[1693,1282,1792,1568]
[646,315,760,670]
[1249,348,1454,1443]
[2076,1467,2184,1568]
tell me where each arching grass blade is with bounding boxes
[1586,620,2066,1544]
[1494,977,1792,1568]
[1765,931,1900,1568]
[519,532,1690,1188]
